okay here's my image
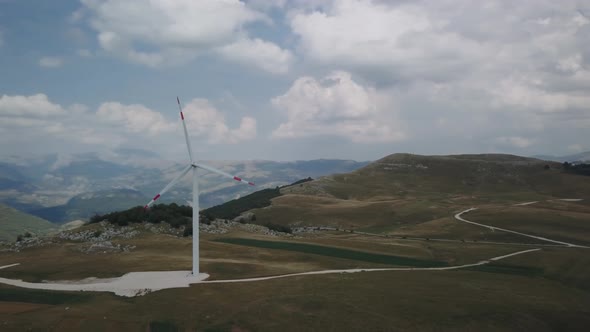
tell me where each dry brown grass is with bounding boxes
[2,264,590,331]
[0,301,50,314]
[467,204,590,246]
[1,190,589,330]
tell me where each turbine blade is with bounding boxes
[177,97,194,163]
[144,164,193,209]
[194,163,255,186]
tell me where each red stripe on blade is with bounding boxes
[153,194,161,201]
[144,205,149,210]
[248,182,255,186]
[180,112,184,120]
[233,176,242,182]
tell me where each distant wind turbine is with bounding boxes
[144,97,255,276]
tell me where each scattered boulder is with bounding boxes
[232,212,256,224]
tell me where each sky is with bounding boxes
[0,0,589,162]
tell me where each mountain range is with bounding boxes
[0,151,368,223]
[2,150,588,227]
[533,151,590,163]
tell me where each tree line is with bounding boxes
[89,178,314,230]
[563,162,590,176]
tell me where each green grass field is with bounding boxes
[215,237,448,267]
[0,219,589,331]
[1,263,589,331]
[467,205,590,246]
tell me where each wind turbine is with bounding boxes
[144,97,255,277]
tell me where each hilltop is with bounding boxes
[534,150,590,163]
[283,153,589,200]
[249,153,590,233]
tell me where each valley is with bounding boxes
[0,153,367,228]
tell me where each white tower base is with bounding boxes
[192,166,200,276]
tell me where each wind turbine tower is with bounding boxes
[144,97,255,276]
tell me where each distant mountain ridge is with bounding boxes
[533,151,590,163]
[29,189,148,224]
[0,153,369,223]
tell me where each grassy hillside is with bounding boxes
[283,153,590,201]
[1,228,589,331]
[251,154,590,233]
[202,178,313,220]
[0,203,55,242]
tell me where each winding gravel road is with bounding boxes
[1,199,585,297]
[0,248,541,297]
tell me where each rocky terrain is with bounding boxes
[0,215,313,254]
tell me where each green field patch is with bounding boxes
[466,263,544,277]
[149,320,179,332]
[0,287,92,304]
[215,238,448,267]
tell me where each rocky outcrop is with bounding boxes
[232,212,256,224]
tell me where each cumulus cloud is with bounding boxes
[97,102,175,135]
[285,0,590,154]
[79,0,291,73]
[290,0,590,94]
[0,94,256,156]
[183,98,257,144]
[292,1,588,72]
[289,0,488,81]
[272,71,404,143]
[495,136,535,149]
[491,76,590,112]
[0,94,66,117]
[0,94,119,148]
[217,38,293,74]
[39,56,64,68]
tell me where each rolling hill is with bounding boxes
[283,153,590,200]
[0,153,368,222]
[0,203,55,242]
[249,153,590,231]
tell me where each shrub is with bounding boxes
[264,223,292,234]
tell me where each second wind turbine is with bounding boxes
[144,97,255,276]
